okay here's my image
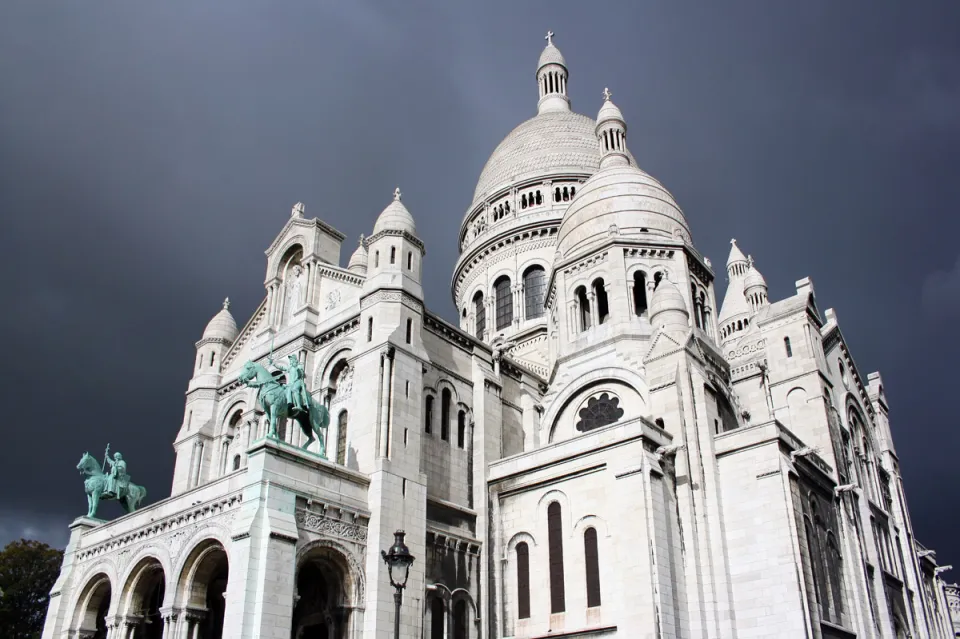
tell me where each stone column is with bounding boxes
[587,290,596,328]
[159,608,178,639]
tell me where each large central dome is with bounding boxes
[471,110,603,206]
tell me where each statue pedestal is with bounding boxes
[69,516,105,531]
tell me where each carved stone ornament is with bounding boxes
[325,289,341,310]
[295,508,367,543]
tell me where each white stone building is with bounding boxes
[42,35,956,639]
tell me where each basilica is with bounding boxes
[43,34,957,639]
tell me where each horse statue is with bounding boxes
[239,360,329,457]
[77,451,147,519]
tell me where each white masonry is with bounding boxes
[43,33,957,639]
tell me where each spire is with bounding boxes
[596,88,629,169]
[726,239,749,274]
[718,239,754,344]
[537,30,570,114]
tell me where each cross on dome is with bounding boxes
[358,233,365,246]
[602,87,612,101]
[545,30,555,46]
[223,297,230,310]
[394,187,402,201]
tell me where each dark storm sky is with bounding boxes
[1,1,958,567]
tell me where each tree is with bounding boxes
[0,539,64,639]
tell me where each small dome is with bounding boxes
[649,279,688,317]
[743,260,767,290]
[373,188,416,235]
[597,91,624,126]
[202,298,238,342]
[347,235,368,273]
[557,164,691,260]
[538,36,566,70]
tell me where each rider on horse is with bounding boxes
[105,452,129,499]
[269,354,310,413]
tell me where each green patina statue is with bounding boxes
[76,446,147,519]
[239,357,329,457]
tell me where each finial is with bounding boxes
[747,255,755,267]
[393,187,402,202]
[602,87,612,101]
[545,30,555,46]
[358,233,365,247]
[223,297,230,310]
[730,238,737,246]
[292,202,305,217]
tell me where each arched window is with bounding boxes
[535,190,542,205]
[197,354,202,370]
[692,285,702,329]
[457,410,466,448]
[374,251,379,268]
[592,278,609,325]
[576,286,591,332]
[337,410,348,465]
[430,597,445,639]
[424,396,434,434]
[699,291,708,330]
[516,542,531,619]
[473,291,486,340]
[390,246,396,264]
[453,600,468,639]
[653,271,663,290]
[441,388,451,441]
[405,318,412,344]
[563,186,570,201]
[521,194,527,209]
[633,272,648,315]
[523,266,546,320]
[570,186,576,198]
[367,317,373,342]
[555,187,561,202]
[210,351,215,366]
[232,455,241,471]
[495,276,513,330]
[407,251,412,270]
[784,336,793,357]
[548,502,566,613]
[584,527,601,607]
[805,518,823,609]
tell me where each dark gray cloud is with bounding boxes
[1,0,958,571]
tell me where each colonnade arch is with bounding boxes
[174,539,230,639]
[71,573,112,638]
[121,557,166,639]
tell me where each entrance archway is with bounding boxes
[72,573,111,639]
[177,539,229,639]
[293,544,357,639]
[123,557,166,639]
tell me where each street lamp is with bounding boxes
[382,530,415,639]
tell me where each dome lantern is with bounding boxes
[596,88,629,169]
[537,31,571,114]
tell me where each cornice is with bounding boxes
[367,228,426,253]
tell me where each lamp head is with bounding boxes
[381,530,415,589]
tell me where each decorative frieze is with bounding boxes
[295,506,368,543]
[75,493,242,562]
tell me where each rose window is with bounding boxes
[576,393,624,433]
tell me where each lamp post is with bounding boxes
[382,530,415,639]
